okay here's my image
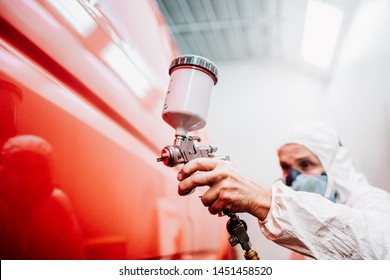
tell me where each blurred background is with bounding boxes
[1,0,389,260]
[156,0,390,188]
[155,0,390,258]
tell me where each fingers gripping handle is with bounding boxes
[157,135,259,260]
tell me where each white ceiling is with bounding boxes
[155,0,282,63]
[155,0,359,72]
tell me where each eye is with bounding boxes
[298,160,311,170]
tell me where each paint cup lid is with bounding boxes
[169,54,218,84]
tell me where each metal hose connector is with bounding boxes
[244,249,260,260]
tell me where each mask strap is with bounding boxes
[323,141,341,200]
[324,173,334,199]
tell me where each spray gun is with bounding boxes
[157,55,259,260]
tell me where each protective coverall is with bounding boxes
[259,122,390,259]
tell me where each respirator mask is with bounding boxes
[285,168,336,202]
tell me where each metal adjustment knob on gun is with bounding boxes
[156,54,259,260]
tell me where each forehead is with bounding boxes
[278,143,319,163]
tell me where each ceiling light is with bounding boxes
[301,0,344,69]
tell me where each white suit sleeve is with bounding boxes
[259,181,390,259]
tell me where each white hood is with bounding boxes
[277,121,368,204]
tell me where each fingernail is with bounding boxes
[177,172,183,181]
[182,189,195,196]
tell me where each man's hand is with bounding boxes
[177,158,272,220]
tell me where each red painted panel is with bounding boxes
[0,0,231,260]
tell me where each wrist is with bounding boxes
[249,184,272,220]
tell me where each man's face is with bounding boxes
[278,144,325,177]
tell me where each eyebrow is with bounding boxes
[279,156,317,167]
[295,156,320,167]
[295,156,315,162]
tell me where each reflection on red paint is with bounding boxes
[0,0,232,260]
[0,136,84,259]
[0,79,22,147]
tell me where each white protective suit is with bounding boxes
[259,121,390,259]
